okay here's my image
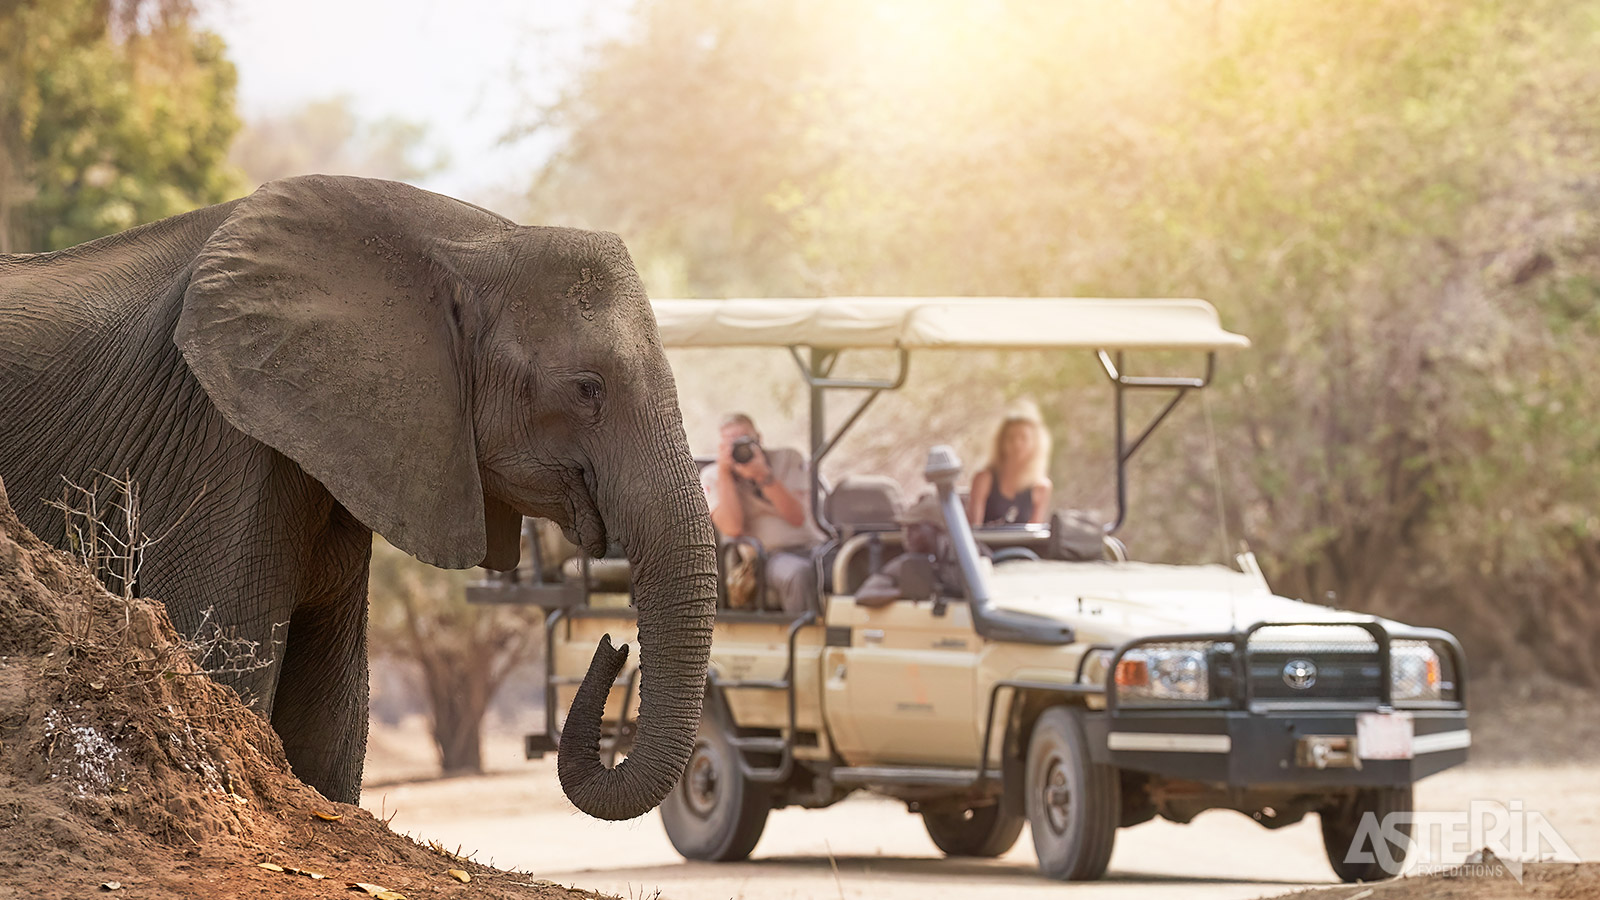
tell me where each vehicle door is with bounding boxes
[822,595,980,767]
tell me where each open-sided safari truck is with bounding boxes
[469,298,1470,882]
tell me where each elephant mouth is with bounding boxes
[565,512,607,558]
[563,468,608,557]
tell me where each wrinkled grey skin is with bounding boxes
[0,175,716,819]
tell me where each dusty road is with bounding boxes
[360,729,1598,900]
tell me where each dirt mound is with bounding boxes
[0,477,609,900]
[1266,860,1599,900]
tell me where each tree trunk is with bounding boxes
[430,663,488,776]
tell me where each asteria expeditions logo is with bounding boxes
[1347,800,1581,883]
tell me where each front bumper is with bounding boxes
[1084,707,1469,788]
[1079,617,1470,788]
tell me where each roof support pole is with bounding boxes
[1113,351,1128,535]
[1098,350,1217,535]
[788,346,912,539]
[808,347,831,535]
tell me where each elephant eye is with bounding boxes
[577,376,604,403]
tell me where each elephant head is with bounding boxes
[175,175,715,821]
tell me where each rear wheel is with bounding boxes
[922,802,1025,857]
[1321,786,1414,882]
[660,715,771,862]
[1025,706,1119,881]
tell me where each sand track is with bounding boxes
[363,722,1599,900]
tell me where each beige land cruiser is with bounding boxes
[470,298,1470,883]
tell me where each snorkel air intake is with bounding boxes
[924,446,1075,645]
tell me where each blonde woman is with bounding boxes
[967,403,1053,526]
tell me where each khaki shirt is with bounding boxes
[701,447,825,551]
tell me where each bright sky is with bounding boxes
[202,0,629,202]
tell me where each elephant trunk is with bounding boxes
[557,453,716,821]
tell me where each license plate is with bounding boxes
[1358,712,1414,759]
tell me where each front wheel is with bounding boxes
[1321,786,1414,882]
[922,802,1025,857]
[660,715,771,862]
[1025,706,1119,880]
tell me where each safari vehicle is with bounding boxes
[469,298,1470,882]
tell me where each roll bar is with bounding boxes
[789,346,910,537]
[1100,350,1217,534]
[783,343,1218,540]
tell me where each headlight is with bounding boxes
[1115,646,1210,702]
[1391,641,1443,702]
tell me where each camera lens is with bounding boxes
[731,437,757,464]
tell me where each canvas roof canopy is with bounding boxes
[650,297,1250,352]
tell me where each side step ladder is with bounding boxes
[710,612,816,783]
[526,608,815,779]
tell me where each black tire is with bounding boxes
[660,715,771,862]
[922,802,1026,858]
[1321,786,1414,883]
[1024,706,1119,881]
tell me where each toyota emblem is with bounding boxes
[1283,659,1317,690]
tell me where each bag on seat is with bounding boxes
[1048,510,1105,562]
[724,543,760,610]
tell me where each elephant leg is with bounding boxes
[152,555,293,717]
[270,526,373,804]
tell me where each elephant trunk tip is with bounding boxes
[558,634,677,822]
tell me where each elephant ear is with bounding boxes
[177,175,512,569]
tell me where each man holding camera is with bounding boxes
[702,412,824,614]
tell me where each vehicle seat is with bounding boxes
[509,517,580,584]
[824,474,903,538]
[833,531,906,596]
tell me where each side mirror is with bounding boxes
[899,554,936,601]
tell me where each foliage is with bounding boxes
[528,0,1600,683]
[367,538,542,776]
[0,0,241,252]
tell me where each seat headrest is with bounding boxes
[825,475,904,531]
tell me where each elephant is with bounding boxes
[0,174,717,820]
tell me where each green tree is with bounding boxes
[0,0,240,252]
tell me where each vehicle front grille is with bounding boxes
[1211,625,1385,704]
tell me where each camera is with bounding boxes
[731,435,762,464]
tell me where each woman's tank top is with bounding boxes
[982,468,1035,525]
